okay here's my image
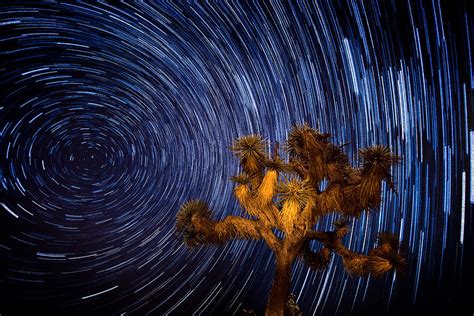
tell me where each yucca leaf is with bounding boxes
[359,145,399,176]
[231,174,250,185]
[230,135,267,173]
[176,200,212,247]
[285,123,330,159]
[277,177,315,206]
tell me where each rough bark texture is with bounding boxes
[176,125,405,315]
[266,256,292,316]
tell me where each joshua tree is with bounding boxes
[176,124,405,316]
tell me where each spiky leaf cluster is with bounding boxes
[230,134,267,174]
[176,200,212,247]
[264,157,288,172]
[359,145,400,176]
[285,123,330,159]
[369,232,406,276]
[230,174,250,185]
[277,178,315,206]
[343,256,370,276]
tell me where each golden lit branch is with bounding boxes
[285,124,331,187]
[257,169,278,206]
[233,182,252,211]
[231,135,267,189]
[314,168,395,219]
[260,225,283,253]
[191,216,262,244]
[304,220,405,277]
[277,178,316,235]
[176,200,263,247]
[232,175,280,228]
[312,229,406,277]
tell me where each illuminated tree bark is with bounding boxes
[176,124,405,316]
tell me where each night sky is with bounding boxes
[0,1,472,315]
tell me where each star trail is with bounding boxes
[0,1,472,315]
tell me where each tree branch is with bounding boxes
[260,224,282,253]
[234,179,281,229]
[189,216,263,246]
[176,200,269,247]
[191,216,282,253]
[312,173,387,219]
[306,226,405,277]
[299,240,331,271]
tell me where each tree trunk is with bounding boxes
[265,256,292,316]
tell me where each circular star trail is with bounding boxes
[0,2,472,315]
